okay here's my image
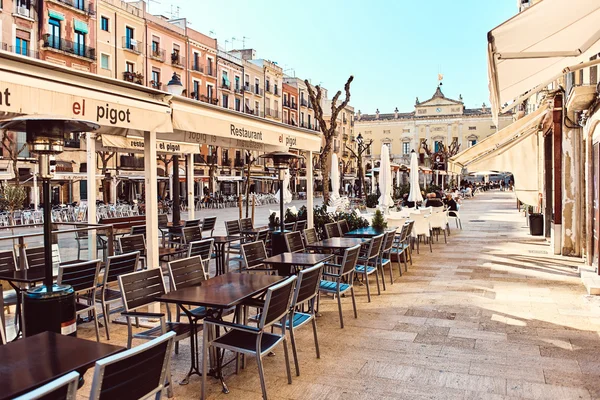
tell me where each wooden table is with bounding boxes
[345,227,397,238]
[0,267,57,340]
[210,236,242,275]
[262,252,334,275]
[307,238,370,251]
[0,331,123,400]
[159,272,286,391]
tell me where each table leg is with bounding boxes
[179,305,203,385]
[9,282,23,341]
[214,244,222,276]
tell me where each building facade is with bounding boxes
[282,83,298,126]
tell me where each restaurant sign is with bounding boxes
[99,134,199,154]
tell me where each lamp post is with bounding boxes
[354,133,372,199]
[0,115,98,337]
[167,73,184,224]
[259,151,303,258]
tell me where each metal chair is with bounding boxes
[241,241,272,273]
[118,268,191,350]
[25,245,61,269]
[97,251,140,340]
[284,231,305,253]
[188,238,214,275]
[130,225,146,237]
[324,222,341,239]
[338,220,350,235]
[119,234,147,269]
[0,249,18,326]
[284,222,295,232]
[379,229,399,286]
[302,228,319,246]
[74,225,108,261]
[294,220,307,232]
[202,276,296,400]
[225,220,244,270]
[318,244,361,328]
[170,218,202,245]
[89,331,175,400]
[254,229,269,244]
[201,216,217,237]
[355,234,384,302]
[14,371,79,400]
[57,259,102,341]
[240,217,253,232]
[182,226,203,245]
[158,213,170,246]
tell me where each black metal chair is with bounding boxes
[119,234,146,269]
[14,371,79,400]
[241,241,273,273]
[97,251,140,340]
[302,228,319,247]
[284,231,305,253]
[0,249,18,329]
[318,244,361,328]
[201,216,217,237]
[201,276,297,400]
[254,229,269,244]
[324,222,341,239]
[158,214,170,246]
[88,331,175,400]
[338,220,350,235]
[188,239,214,275]
[294,220,307,232]
[355,234,384,302]
[240,217,253,232]
[74,225,108,261]
[130,225,146,237]
[284,222,295,232]
[25,245,61,269]
[58,259,102,341]
[182,226,203,245]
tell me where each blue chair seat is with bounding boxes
[355,265,376,274]
[250,312,311,329]
[380,257,391,266]
[319,280,350,292]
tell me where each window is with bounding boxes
[490,125,497,129]
[255,78,260,94]
[235,98,241,112]
[207,57,213,75]
[307,114,311,128]
[402,142,410,155]
[207,84,213,100]
[125,61,134,73]
[266,79,270,92]
[222,71,229,88]
[283,94,288,104]
[193,52,200,70]
[469,139,477,147]
[74,0,84,10]
[192,80,200,100]
[100,16,109,31]
[235,76,240,90]
[74,30,85,57]
[100,53,110,69]
[15,38,28,56]
[468,126,476,130]
[151,69,160,88]
[151,36,160,54]
[274,82,278,95]
[48,17,61,49]
[434,141,443,153]
[244,74,250,88]
[383,142,391,152]
[222,94,228,109]
[125,26,134,49]
[255,101,260,115]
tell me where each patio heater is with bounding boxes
[0,116,99,337]
[259,151,303,256]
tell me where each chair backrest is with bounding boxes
[340,244,362,277]
[119,234,146,255]
[57,259,101,294]
[410,212,429,235]
[284,222,295,232]
[241,241,267,270]
[284,231,305,253]
[404,220,415,239]
[255,229,269,243]
[182,226,203,244]
[293,263,323,306]
[184,218,202,227]
[130,225,146,236]
[14,371,79,400]
[0,249,17,273]
[89,331,175,400]
[157,213,169,228]
[240,218,253,231]
[294,220,307,232]
[303,228,318,245]
[201,216,217,233]
[381,230,396,253]
[75,224,89,240]
[188,238,214,261]
[168,256,207,290]
[366,234,385,260]
[118,268,166,312]
[259,275,297,329]
[338,220,350,235]
[25,246,59,269]
[225,219,241,236]
[324,222,341,239]
[103,251,140,285]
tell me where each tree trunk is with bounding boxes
[102,178,110,203]
[321,148,331,204]
[11,160,18,186]
[244,163,251,218]
[358,163,366,200]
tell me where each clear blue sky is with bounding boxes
[152,0,516,114]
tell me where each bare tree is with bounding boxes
[344,137,373,199]
[157,154,173,200]
[97,151,116,203]
[305,76,354,204]
[206,146,219,194]
[1,131,27,184]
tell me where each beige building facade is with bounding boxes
[355,87,513,168]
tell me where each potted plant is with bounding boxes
[268,212,279,230]
[371,209,387,231]
[2,184,26,225]
[366,193,378,212]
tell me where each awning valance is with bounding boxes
[0,52,172,135]
[488,0,600,120]
[167,98,321,152]
[98,134,199,155]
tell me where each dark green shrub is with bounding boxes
[366,193,378,208]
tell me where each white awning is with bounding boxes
[98,134,199,155]
[449,107,550,206]
[166,98,321,152]
[488,0,600,120]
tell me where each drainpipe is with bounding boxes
[553,94,563,255]
[114,12,117,77]
[37,0,44,46]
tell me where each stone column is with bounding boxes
[187,153,195,220]
[86,133,97,258]
[307,151,314,228]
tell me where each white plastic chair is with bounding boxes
[429,210,447,244]
[410,212,432,253]
[448,209,462,229]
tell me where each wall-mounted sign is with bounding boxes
[98,134,199,154]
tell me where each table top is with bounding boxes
[0,267,54,284]
[307,237,370,249]
[159,247,187,257]
[210,235,242,244]
[159,272,285,309]
[0,332,123,400]
[345,227,397,238]
[262,252,334,266]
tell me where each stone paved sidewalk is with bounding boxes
[14,190,600,399]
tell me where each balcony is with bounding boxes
[42,35,96,61]
[343,134,348,141]
[343,117,347,124]
[308,102,313,109]
[191,63,204,73]
[254,87,264,96]
[149,46,165,62]
[122,37,142,54]
[234,158,244,168]
[200,95,218,105]
[283,100,290,108]
[13,2,33,18]
[350,135,355,141]
[334,146,340,153]
[120,155,144,170]
[290,102,297,109]
[244,83,251,92]
[1,42,39,59]
[150,80,162,90]
[171,52,185,68]
[274,87,280,96]
[221,82,231,91]
[265,108,280,119]
[123,71,143,85]
[350,120,354,126]
[49,0,95,15]
[343,150,349,157]
[234,87,244,95]
[300,99,308,108]
[265,85,272,94]
[221,158,230,167]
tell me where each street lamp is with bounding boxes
[167,73,184,223]
[166,73,184,96]
[0,115,98,337]
[259,151,303,258]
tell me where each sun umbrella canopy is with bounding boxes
[408,151,423,203]
[330,152,340,205]
[378,145,393,209]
